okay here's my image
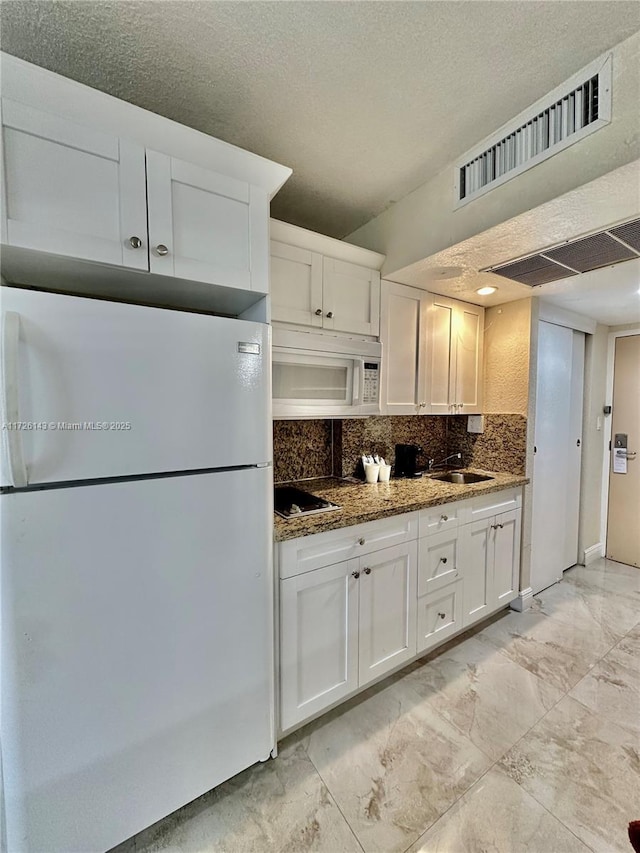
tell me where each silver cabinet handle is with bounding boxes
[419,401,427,408]
[438,612,446,619]
[155,244,169,256]
[129,236,143,249]
[315,309,323,316]
[439,556,448,564]
[358,538,365,546]
[352,571,360,579]
[441,514,449,522]
[326,311,334,319]
[363,567,371,575]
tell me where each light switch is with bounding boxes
[467,415,485,434]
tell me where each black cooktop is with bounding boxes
[274,486,341,519]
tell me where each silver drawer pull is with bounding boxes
[439,557,448,564]
[438,612,446,620]
[315,308,323,316]
[352,571,360,579]
[129,236,142,248]
[363,567,371,575]
[441,514,449,522]
[358,538,365,546]
[155,244,169,256]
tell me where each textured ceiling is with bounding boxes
[1,1,639,238]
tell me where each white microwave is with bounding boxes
[271,330,381,418]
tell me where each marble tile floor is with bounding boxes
[115,558,640,853]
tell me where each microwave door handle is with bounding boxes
[352,362,361,405]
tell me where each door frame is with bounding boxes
[600,327,640,554]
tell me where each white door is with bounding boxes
[1,98,147,269]
[358,542,417,687]
[565,331,585,569]
[146,151,269,292]
[380,281,428,414]
[417,528,462,597]
[0,288,270,487]
[279,560,359,731]
[426,294,455,414]
[453,301,484,414]
[1,466,274,853]
[492,509,521,606]
[461,518,492,626]
[322,257,380,337]
[270,240,323,327]
[417,580,464,653]
[531,322,584,593]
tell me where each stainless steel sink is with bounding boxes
[429,471,494,484]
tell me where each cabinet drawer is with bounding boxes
[418,529,462,597]
[279,512,418,579]
[417,580,463,654]
[467,488,521,523]
[419,500,466,536]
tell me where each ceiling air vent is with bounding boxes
[455,53,612,207]
[484,217,640,287]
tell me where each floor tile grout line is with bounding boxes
[301,745,366,853]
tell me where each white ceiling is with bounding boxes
[1,1,639,238]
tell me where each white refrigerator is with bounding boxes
[0,287,274,852]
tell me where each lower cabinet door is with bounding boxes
[417,580,463,653]
[418,528,462,597]
[460,518,493,626]
[358,541,417,687]
[492,509,521,606]
[280,560,359,731]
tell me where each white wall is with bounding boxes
[346,32,640,277]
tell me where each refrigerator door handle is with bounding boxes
[2,311,28,487]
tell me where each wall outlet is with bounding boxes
[467,415,485,434]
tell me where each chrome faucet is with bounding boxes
[427,452,462,471]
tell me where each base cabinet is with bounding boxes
[280,560,359,731]
[279,539,417,731]
[461,508,521,627]
[278,488,522,733]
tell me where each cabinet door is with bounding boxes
[453,302,484,414]
[322,257,380,337]
[270,240,323,327]
[417,580,464,654]
[358,542,417,687]
[280,560,359,731]
[460,518,492,626]
[492,509,521,607]
[418,529,462,597]
[426,294,456,414]
[146,151,269,292]
[380,281,428,414]
[1,99,147,269]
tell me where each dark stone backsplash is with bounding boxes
[273,414,527,483]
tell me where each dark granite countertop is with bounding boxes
[274,469,528,542]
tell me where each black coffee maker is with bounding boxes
[394,444,422,478]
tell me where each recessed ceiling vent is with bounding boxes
[483,217,640,287]
[455,53,612,207]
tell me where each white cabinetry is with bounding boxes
[461,505,521,626]
[380,281,484,414]
[426,294,484,414]
[1,99,148,269]
[270,219,383,338]
[278,514,418,731]
[146,151,269,292]
[277,487,522,733]
[0,54,291,315]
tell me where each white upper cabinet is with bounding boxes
[146,152,269,292]
[426,295,484,415]
[270,241,323,327]
[0,53,291,314]
[322,258,380,337]
[270,219,384,338]
[380,281,429,414]
[1,99,147,270]
[381,282,484,415]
